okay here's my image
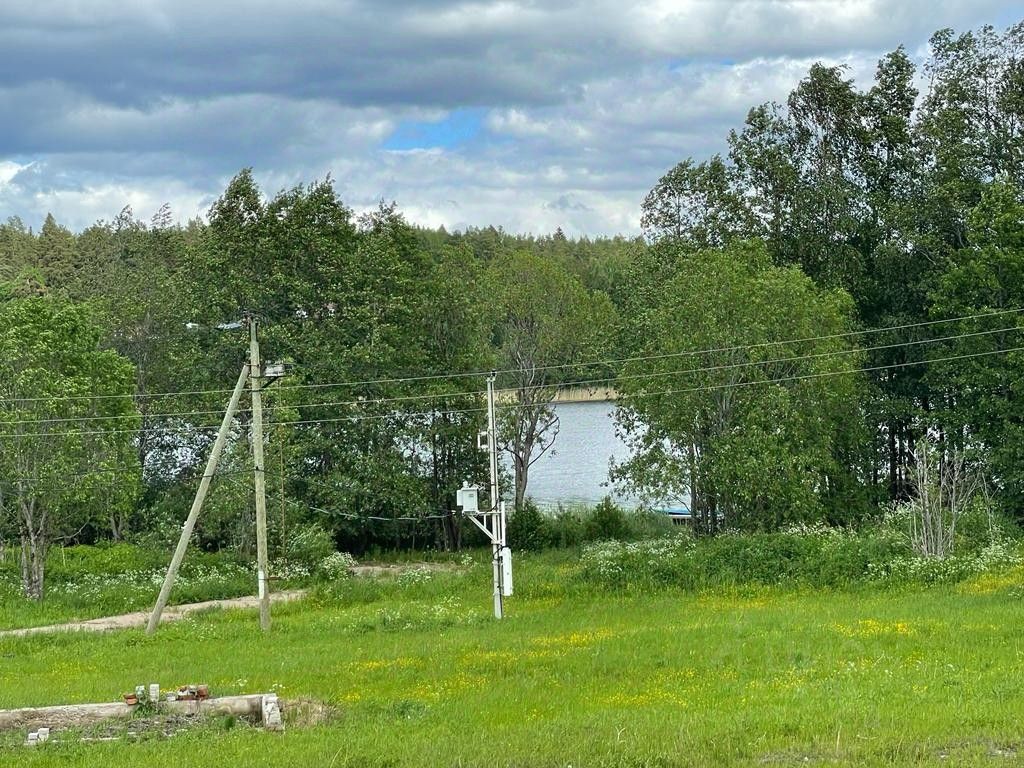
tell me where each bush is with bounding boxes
[584,497,631,541]
[509,499,678,551]
[285,522,335,565]
[507,500,551,551]
[548,508,587,548]
[47,542,168,580]
[573,524,1018,591]
[319,551,358,580]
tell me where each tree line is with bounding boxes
[1,19,1023,599]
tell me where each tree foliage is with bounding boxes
[0,298,139,598]
[614,241,867,531]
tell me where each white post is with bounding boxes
[486,374,503,619]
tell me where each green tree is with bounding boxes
[613,241,867,532]
[0,298,140,599]
[0,217,45,299]
[412,244,491,549]
[35,213,78,291]
[485,251,617,509]
[929,182,1024,516]
[641,156,751,248]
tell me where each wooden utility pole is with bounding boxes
[249,317,271,632]
[147,363,250,635]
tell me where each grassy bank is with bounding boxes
[2,549,1024,766]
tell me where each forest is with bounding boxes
[2,20,1024,601]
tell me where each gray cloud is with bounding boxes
[1,2,1007,108]
[0,1,1020,235]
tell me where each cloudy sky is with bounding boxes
[0,1,1020,236]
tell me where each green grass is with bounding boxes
[2,550,1024,766]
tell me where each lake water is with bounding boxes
[501,401,639,510]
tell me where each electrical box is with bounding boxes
[477,430,489,450]
[263,361,286,380]
[500,546,513,596]
[456,482,479,514]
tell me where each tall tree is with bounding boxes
[929,182,1024,516]
[0,298,139,598]
[641,156,751,248]
[485,251,617,509]
[34,214,78,292]
[613,241,867,532]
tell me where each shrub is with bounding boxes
[548,508,587,548]
[584,497,631,541]
[285,522,335,565]
[624,508,677,541]
[510,499,679,551]
[575,525,1022,591]
[507,500,551,551]
[319,552,358,580]
[47,542,168,580]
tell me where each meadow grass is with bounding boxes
[1,550,1023,766]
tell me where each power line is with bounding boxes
[0,420,227,439]
[265,306,1024,392]
[2,323,1017,429]
[0,405,487,440]
[6,346,1020,492]
[3,307,1022,407]
[222,322,1024,417]
[564,344,1024,403]
[0,406,249,428]
[254,481,452,523]
[0,382,248,406]
[2,343,1021,440]
[0,467,252,495]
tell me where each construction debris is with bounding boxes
[24,726,49,746]
[261,694,283,732]
[1,686,287,742]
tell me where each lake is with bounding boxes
[502,401,640,510]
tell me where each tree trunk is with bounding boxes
[440,510,462,551]
[514,455,529,511]
[19,530,45,601]
[17,494,47,601]
[888,420,898,500]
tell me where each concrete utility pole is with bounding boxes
[249,317,271,632]
[147,363,250,635]
[485,373,509,619]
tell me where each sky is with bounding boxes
[0,1,1021,237]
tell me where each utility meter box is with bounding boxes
[500,546,513,596]
[263,361,286,379]
[477,430,489,450]
[456,483,480,514]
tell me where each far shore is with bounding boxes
[497,386,618,403]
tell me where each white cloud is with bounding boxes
[0,160,29,187]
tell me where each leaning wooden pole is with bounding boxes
[147,363,250,635]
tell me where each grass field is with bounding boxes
[2,550,1024,766]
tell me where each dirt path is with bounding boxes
[0,590,308,639]
[0,561,460,639]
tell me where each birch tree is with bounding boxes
[485,251,616,509]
